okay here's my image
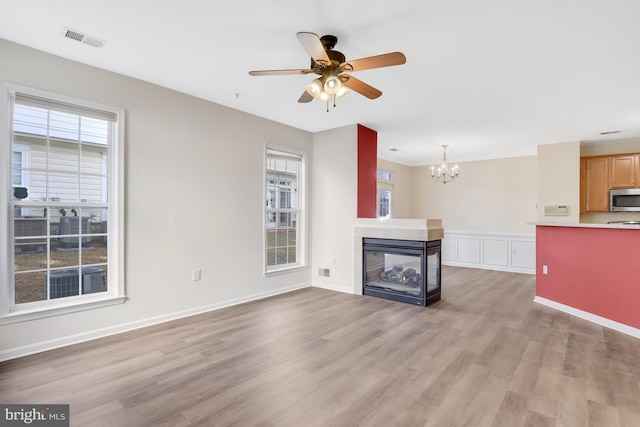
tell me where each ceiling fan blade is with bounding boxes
[298,91,313,103]
[249,69,314,76]
[342,52,406,72]
[342,75,383,99]
[296,32,331,66]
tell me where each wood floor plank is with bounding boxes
[1,266,639,426]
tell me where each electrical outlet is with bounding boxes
[192,269,201,281]
[542,265,548,275]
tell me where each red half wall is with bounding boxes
[536,225,640,329]
[357,124,377,218]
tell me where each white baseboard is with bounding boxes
[534,296,640,339]
[0,282,310,362]
[442,260,535,275]
[312,282,353,294]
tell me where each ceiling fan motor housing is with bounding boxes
[311,50,346,69]
[308,35,345,69]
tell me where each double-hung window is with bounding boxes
[1,83,125,321]
[264,146,306,273]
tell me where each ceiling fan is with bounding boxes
[249,32,406,109]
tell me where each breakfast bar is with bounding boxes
[535,222,640,335]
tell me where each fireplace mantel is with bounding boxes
[353,219,444,295]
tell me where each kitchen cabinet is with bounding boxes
[582,156,609,212]
[610,154,640,188]
[580,158,586,213]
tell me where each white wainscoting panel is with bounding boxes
[442,232,535,274]
[457,238,481,264]
[483,238,509,266]
[512,239,536,269]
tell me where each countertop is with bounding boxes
[533,221,640,229]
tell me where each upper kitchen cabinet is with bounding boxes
[581,156,610,212]
[610,154,640,188]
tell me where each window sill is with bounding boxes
[0,294,126,325]
[264,264,308,278]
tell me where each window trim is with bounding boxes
[263,144,307,276]
[0,82,126,323]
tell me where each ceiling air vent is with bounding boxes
[62,27,106,49]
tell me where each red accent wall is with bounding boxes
[536,225,640,329]
[357,124,377,218]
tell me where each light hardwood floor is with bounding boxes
[1,266,639,426]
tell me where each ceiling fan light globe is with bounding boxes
[318,91,330,102]
[305,78,324,98]
[335,86,350,100]
[323,75,342,95]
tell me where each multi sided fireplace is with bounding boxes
[362,237,441,306]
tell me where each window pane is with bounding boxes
[80,174,105,203]
[48,172,79,203]
[50,237,80,269]
[14,238,47,272]
[50,141,79,174]
[82,239,108,267]
[15,271,47,304]
[50,111,79,141]
[377,170,391,181]
[80,117,109,145]
[80,266,107,295]
[84,208,108,234]
[12,151,23,186]
[287,247,296,264]
[13,105,47,136]
[266,229,276,249]
[49,268,80,299]
[287,229,296,246]
[378,189,391,218]
[266,248,276,266]
[276,248,288,265]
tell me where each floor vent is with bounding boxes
[62,27,106,49]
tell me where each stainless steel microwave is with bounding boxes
[610,188,640,211]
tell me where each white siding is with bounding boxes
[18,138,104,203]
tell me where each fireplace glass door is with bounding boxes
[363,238,441,306]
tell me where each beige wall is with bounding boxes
[0,38,313,354]
[376,158,412,218]
[411,155,538,235]
[537,141,581,223]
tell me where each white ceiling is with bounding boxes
[2,0,640,166]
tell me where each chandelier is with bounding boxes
[431,145,459,184]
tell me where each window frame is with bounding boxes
[263,144,307,275]
[0,82,126,323]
